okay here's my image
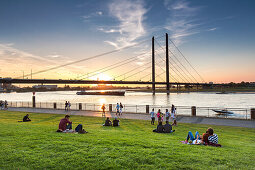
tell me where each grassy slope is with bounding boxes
[0,111,254,170]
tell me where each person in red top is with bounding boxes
[58,115,72,132]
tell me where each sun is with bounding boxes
[90,73,112,81]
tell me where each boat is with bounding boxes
[216,91,228,94]
[76,90,125,96]
[212,109,234,115]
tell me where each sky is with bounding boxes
[0,0,255,83]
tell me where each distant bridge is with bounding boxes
[0,78,221,86]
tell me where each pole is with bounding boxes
[152,36,155,94]
[166,33,170,94]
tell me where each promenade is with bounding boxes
[7,107,255,128]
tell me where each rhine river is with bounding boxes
[0,91,254,108]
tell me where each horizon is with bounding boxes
[0,0,255,83]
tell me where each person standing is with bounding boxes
[68,101,71,111]
[4,100,8,110]
[150,108,155,125]
[65,101,68,111]
[116,103,120,116]
[120,102,123,115]
[157,109,161,123]
[171,104,177,126]
[101,104,106,117]
[165,109,170,122]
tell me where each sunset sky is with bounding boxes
[0,0,254,83]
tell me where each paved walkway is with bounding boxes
[6,107,255,128]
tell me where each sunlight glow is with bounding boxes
[90,73,112,81]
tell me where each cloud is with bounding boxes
[82,11,103,21]
[99,0,147,49]
[208,27,218,31]
[164,0,202,45]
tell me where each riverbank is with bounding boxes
[6,107,255,128]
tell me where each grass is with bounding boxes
[0,110,254,169]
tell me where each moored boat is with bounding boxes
[212,109,234,115]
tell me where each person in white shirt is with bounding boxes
[165,109,170,122]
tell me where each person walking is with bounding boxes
[120,102,123,115]
[116,103,120,116]
[68,101,71,111]
[65,101,68,111]
[150,108,155,125]
[101,104,106,117]
[171,104,177,126]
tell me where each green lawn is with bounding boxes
[0,111,254,169]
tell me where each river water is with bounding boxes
[1,90,254,108]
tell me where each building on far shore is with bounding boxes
[32,85,58,89]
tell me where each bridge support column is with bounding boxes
[152,36,155,94]
[32,96,36,108]
[191,106,196,116]
[146,105,149,113]
[251,108,255,120]
[79,103,82,110]
[166,33,170,94]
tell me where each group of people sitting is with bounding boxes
[20,113,221,146]
[153,121,175,133]
[184,127,221,146]
[103,117,120,127]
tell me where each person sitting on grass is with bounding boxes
[207,128,218,144]
[163,121,175,133]
[112,117,120,127]
[153,121,164,133]
[23,114,31,122]
[57,115,72,132]
[103,117,112,126]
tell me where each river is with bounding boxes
[1,90,254,108]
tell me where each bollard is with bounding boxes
[146,105,149,113]
[32,96,36,108]
[191,106,196,116]
[79,103,82,110]
[251,108,255,120]
[109,104,112,112]
[54,103,57,109]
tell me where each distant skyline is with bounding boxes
[0,0,255,83]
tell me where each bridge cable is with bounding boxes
[168,37,205,83]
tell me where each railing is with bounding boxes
[5,101,253,120]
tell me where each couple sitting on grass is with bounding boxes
[103,117,119,127]
[57,115,87,134]
[153,121,175,133]
[184,127,221,147]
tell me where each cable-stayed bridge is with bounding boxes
[0,33,218,93]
